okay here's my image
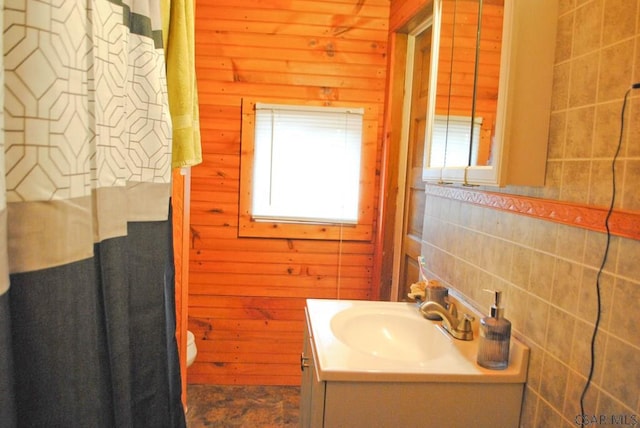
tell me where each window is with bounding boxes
[253,103,363,224]
[429,115,483,167]
[239,99,376,241]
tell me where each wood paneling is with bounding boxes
[171,169,189,405]
[389,0,432,32]
[380,0,433,301]
[376,31,408,301]
[192,0,389,385]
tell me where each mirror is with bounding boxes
[470,0,504,167]
[424,0,557,186]
[426,0,503,172]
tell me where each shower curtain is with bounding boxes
[0,1,186,426]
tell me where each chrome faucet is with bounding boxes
[419,301,474,341]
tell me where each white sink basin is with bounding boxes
[330,305,449,362]
[306,298,529,383]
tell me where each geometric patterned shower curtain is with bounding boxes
[0,1,185,426]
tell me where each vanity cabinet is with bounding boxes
[300,306,525,428]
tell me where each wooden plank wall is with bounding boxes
[190,0,390,385]
[389,0,428,30]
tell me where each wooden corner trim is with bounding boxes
[426,184,640,241]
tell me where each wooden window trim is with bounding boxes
[239,98,378,241]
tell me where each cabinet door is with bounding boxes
[299,330,313,428]
[300,318,326,428]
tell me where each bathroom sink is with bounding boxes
[330,305,449,362]
[306,298,529,383]
[303,299,530,427]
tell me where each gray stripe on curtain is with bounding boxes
[126,218,185,427]
[0,293,16,427]
[165,201,185,428]
[9,257,113,427]
[107,0,164,49]
[7,217,185,427]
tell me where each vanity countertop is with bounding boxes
[306,298,529,383]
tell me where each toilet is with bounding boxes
[186,330,197,367]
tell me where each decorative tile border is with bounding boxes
[426,184,640,240]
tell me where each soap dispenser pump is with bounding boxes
[477,289,511,370]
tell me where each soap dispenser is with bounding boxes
[477,290,511,370]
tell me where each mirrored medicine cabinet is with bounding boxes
[422,0,558,187]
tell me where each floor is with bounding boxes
[185,384,301,428]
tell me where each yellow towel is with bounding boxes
[162,0,203,168]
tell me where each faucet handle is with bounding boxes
[460,313,475,334]
[448,302,458,318]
